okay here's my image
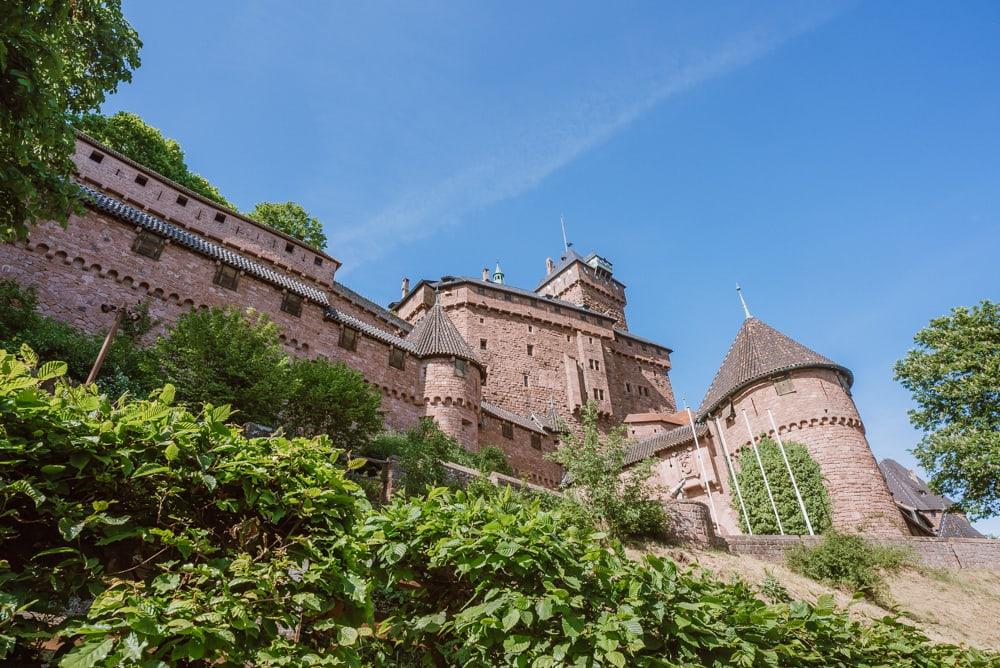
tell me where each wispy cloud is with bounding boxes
[331,9,841,270]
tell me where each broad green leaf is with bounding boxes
[59,637,115,668]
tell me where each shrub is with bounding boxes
[283,356,383,446]
[472,444,514,476]
[0,347,371,665]
[786,531,913,602]
[733,437,832,535]
[548,402,666,540]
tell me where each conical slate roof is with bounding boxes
[406,301,481,367]
[697,317,851,417]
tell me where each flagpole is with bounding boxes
[713,417,753,535]
[767,409,814,535]
[685,406,720,531]
[742,409,784,535]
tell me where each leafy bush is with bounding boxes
[0,347,371,665]
[733,437,832,535]
[548,402,666,540]
[786,531,913,602]
[472,444,515,476]
[249,201,327,250]
[363,486,991,667]
[283,356,383,447]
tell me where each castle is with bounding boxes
[1,133,911,536]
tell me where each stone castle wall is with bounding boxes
[536,262,628,329]
[421,358,481,450]
[478,411,563,488]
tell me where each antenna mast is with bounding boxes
[560,214,569,253]
[736,283,752,320]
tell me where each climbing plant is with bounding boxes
[731,437,832,535]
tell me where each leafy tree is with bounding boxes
[474,444,515,476]
[75,111,234,207]
[548,402,665,539]
[283,356,383,445]
[249,201,327,250]
[894,300,1000,520]
[732,437,832,535]
[367,420,469,497]
[0,1,141,241]
[146,306,289,425]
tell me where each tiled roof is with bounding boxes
[938,513,984,539]
[530,406,565,432]
[481,401,546,434]
[697,317,851,417]
[614,328,672,353]
[324,308,414,351]
[535,248,588,290]
[81,186,329,305]
[406,301,481,366]
[623,423,708,467]
[879,459,952,512]
[330,281,411,332]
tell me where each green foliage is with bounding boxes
[548,402,666,540]
[249,201,328,250]
[146,306,290,425]
[363,486,991,667]
[894,300,1000,520]
[75,111,234,208]
[283,357,383,447]
[474,444,515,476]
[0,347,371,665]
[786,531,913,603]
[0,1,140,240]
[732,437,832,535]
[0,280,154,397]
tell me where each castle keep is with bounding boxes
[2,133,912,535]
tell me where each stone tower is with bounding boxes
[536,249,628,329]
[408,298,484,450]
[699,316,906,536]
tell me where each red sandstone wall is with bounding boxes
[478,413,562,488]
[537,263,628,329]
[421,358,480,450]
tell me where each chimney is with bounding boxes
[546,257,554,275]
[482,266,490,282]
[400,277,410,298]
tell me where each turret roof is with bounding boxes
[405,300,482,368]
[697,317,852,418]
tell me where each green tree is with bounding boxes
[75,111,234,207]
[894,300,1000,520]
[732,437,832,535]
[548,402,665,539]
[146,306,289,425]
[367,419,469,497]
[0,1,141,241]
[283,357,383,445]
[249,201,327,250]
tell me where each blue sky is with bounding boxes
[104,1,1000,532]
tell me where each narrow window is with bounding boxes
[595,360,600,371]
[214,212,226,223]
[588,359,594,369]
[389,348,405,370]
[479,317,485,324]
[527,344,533,356]
[89,150,104,163]
[285,242,294,253]
[213,264,239,290]
[626,383,632,393]
[528,324,533,333]
[588,336,593,344]
[314,257,323,266]
[502,422,514,439]
[593,388,599,400]
[531,433,542,450]
[599,389,605,400]
[480,339,487,350]
[281,293,303,318]
[338,326,358,350]
[132,232,164,260]
[176,195,188,207]
[566,334,571,342]
[773,374,796,396]
[522,374,529,387]
[454,358,467,378]
[134,174,148,186]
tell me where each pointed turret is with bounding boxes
[406,298,481,369]
[493,261,505,285]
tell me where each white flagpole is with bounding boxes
[713,417,753,535]
[742,409,784,535]
[685,406,720,531]
[767,409,814,536]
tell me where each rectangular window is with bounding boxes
[134,174,148,186]
[454,358,467,378]
[89,150,104,163]
[281,293,303,317]
[132,232,164,260]
[593,388,599,400]
[626,383,632,393]
[598,389,605,400]
[389,348,405,370]
[531,433,542,450]
[285,242,294,253]
[314,256,323,266]
[527,344,533,356]
[502,422,514,439]
[214,212,226,223]
[773,374,796,396]
[588,359,594,369]
[213,264,239,290]
[503,293,513,302]
[176,195,188,207]
[338,326,358,350]
[522,374,529,387]
[480,338,487,350]
[528,325,533,333]
[594,360,600,371]
[476,286,486,295]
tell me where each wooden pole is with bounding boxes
[85,304,126,385]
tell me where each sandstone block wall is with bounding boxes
[421,359,481,450]
[478,411,562,488]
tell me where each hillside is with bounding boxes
[636,543,1000,652]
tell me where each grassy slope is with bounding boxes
[631,543,1000,652]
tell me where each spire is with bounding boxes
[697,317,852,417]
[406,299,480,366]
[493,260,505,285]
[736,283,752,320]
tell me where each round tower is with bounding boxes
[700,316,906,536]
[407,298,483,451]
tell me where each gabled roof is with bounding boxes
[623,423,708,467]
[879,459,952,512]
[325,308,413,351]
[405,300,481,368]
[481,401,546,434]
[535,248,588,290]
[697,317,851,417]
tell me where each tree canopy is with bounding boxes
[249,201,328,250]
[0,0,141,241]
[75,111,234,207]
[894,300,1000,520]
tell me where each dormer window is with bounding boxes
[389,348,405,370]
[132,232,164,260]
[176,195,188,207]
[531,433,542,450]
[214,212,226,223]
[89,150,104,163]
[773,374,795,396]
[134,174,148,186]
[281,292,303,318]
[502,422,513,439]
[453,358,467,378]
[213,264,239,290]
